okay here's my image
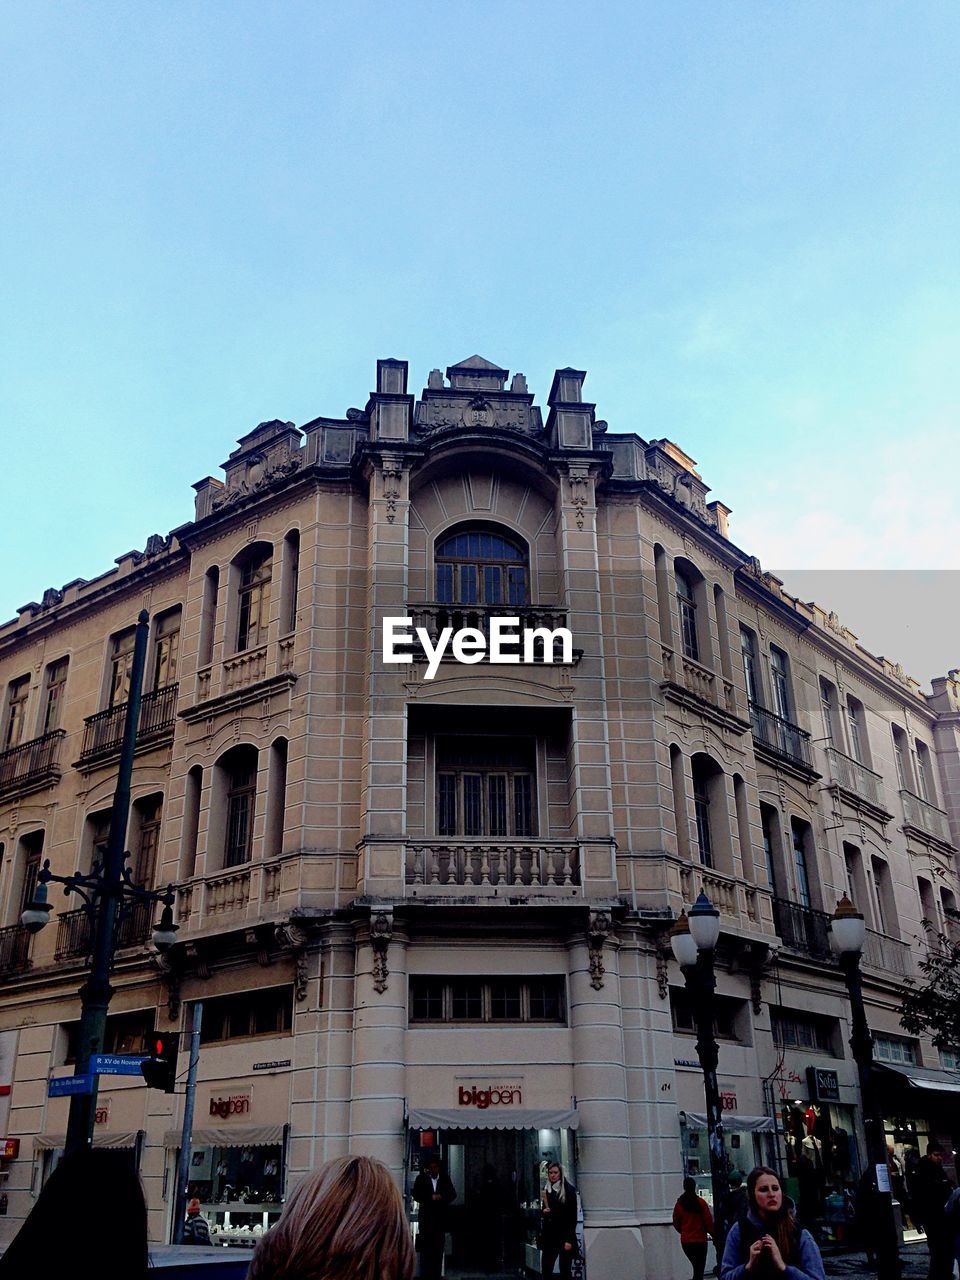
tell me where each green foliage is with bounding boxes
[900,930,960,1054]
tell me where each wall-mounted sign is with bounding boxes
[95,1100,111,1126]
[457,1082,523,1109]
[674,1058,700,1069]
[209,1093,251,1119]
[807,1066,840,1102]
[253,1060,292,1072]
[720,1092,738,1111]
[1,1139,20,1159]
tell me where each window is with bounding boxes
[281,530,300,634]
[676,567,699,662]
[41,658,68,734]
[236,547,272,651]
[874,1035,918,1065]
[771,1008,838,1056]
[871,855,898,937]
[65,1009,156,1061]
[87,811,111,869]
[846,696,868,765]
[760,803,781,894]
[132,795,162,887]
[436,738,536,837]
[671,989,743,1041]
[224,746,258,867]
[741,628,761,705]
[941,1049,960,1071]
[3,676,30,750]
[409,976,566,1024]
[435,528,528,607]
[915,740,934,804]
[917,876,938,931]
[180,766,202,878]
[17,830,44,919]
[152,610,180,690]
[690,755,719,867]
[790,818,812,909]
[108,630,136,708]
[670,744,690,859]
[769,648,792,721]
[820,678,839,745]
[892,725,911,790]
[198,566,219,667]
[199,987,294,1044]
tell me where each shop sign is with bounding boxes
[1,1139,19,1159]
[95,1099,111,1126]
[209,1093,252,1119]
[457,1082,523,1109]
[807,1066,840,1102]
[720,1092,737,1111]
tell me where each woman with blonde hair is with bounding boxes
[248,1154,415,1280]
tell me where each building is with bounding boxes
[0,354,958,1276]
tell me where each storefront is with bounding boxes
[679,1111,777,1210]
[406,1103,580,1278]
[875,1060,960,1236]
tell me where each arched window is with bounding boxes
[690,755,717,866]
[235,546,273,651]
[675,564,700,662]
[220,744,259,867]
[435,528,528,607]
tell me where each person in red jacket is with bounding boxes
[673,1177,715,1280]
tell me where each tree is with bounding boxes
[900,930,960,1054]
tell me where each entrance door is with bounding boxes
[446,1128,526,1276]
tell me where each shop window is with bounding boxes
[199,987,293,1044]
[186,1142,284,1240]
[41,657,69,735]
[670,989,744,1042]
[435,526,528,607]
[64,1009,156,1062]
[409,976,566,1025]
[3,674,30,750]
[873,1035,918,1065]
[435,737,536,838]
[770,1007,839,1056]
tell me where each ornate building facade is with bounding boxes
[0,354,958,1276]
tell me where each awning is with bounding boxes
[875,1063,960,1095]
[33,1132,140,1150]
[163,1125,286,1148]
[407,1107,579,1132]
[681,1113,775,1133]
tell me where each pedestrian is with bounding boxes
[539,1161,579,1280]
[182,1196,212,1245]
[719,1165,826,1280]
[248,1154,414,1280]
[672,1176,714,1280]
[0,1148,148,1280]
[943,1181,960,1278]
[411,1156,457,1280]
[911,1141,955,1280]
[854,1168,880,1268]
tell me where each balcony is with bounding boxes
[660,646,739,722]
[750,704,817,774]
[773,897,834,961]
[901,790,954,849]
[0,729,66,799]
[53,901,153,962]
[678,862,765,932]
[0,923,31,974]
[405,841,581,895]
[825,748,891,817]
[863,927,913,978]
[406,605,573,664]
[77,683,178,767]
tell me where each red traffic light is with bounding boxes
[140,1032,179,1093]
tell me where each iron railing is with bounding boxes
[750,703,814,769]
[54,900,153,961]
[773,897,834,961]
[79,683,178,763]
[826,747,886,810]
[0,923,31,973]
[0,729,66,798]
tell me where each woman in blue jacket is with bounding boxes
[720,1166,826,1280]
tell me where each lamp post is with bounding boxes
[671,890,731,1259]
[20,610,179,1156]
[830,896,901,1280]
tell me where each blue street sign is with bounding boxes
[91,1054,148,1076]
[48,1073,95,1097]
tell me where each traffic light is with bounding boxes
[140,1032,179,1092]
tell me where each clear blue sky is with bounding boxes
[2,2,957,684]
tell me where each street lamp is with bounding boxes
[671,890,731,1258]
[19,609,179,1156]
[829,895,901,1280]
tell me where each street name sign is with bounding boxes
[91,1054,148,1076]
[48,1074,95,1097]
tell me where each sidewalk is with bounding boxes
[824,1242,935,1279]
